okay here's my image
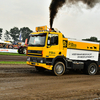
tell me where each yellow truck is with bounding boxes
[26,26,100,76]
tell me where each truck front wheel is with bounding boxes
[53,62,65,76]
[86,62,98,75]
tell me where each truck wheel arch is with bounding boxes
[84,60,98,68]
[52,56,67,68]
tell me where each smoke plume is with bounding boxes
[49,0,100,28]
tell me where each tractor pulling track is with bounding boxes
[0,55,100,99]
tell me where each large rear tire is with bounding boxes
[53,62,65,76]
[18,47,23,54]
[86,62,98,75]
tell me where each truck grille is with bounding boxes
[28,50,42,57]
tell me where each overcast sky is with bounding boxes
[0,0,100,40]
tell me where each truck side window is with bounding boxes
[48,34,58,45]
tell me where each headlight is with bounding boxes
[40,60,43,63]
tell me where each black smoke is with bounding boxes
[49,0,66,28]
[49,0,100,28]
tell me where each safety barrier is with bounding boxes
[0,48,18,53]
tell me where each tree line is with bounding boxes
[0,27,33,42]
[82,37,100,42]
[0,27,100,43]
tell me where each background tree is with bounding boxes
[4,30,11,41]
[10,27,20,41]
[0,28,3,39]
[20,27,33,42]
[82,37,99,42]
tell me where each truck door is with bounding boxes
[45,34,60,58]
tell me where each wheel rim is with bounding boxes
[23,49,26,54]
[56,64,63,74]
[90,65,96,74]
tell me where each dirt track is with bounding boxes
[0,55,27,61]
[0,55,100,100]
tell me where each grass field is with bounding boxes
[0,61,26,64]
[0,52,26,56]
[0,52,26,64]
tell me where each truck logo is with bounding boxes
[49,51,55,56]
[68,42,77,48]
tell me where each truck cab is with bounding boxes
[27,26,67,75]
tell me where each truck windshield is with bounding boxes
[28,33,47,47]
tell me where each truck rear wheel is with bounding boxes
[86,62,98,75]
[53,62,65,76]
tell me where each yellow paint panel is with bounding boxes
[26,61,53,70]
[28,47,43,51]
[67,40,99,51]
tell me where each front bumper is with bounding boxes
[27,57,53,70]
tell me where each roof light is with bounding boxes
[36,25,47,32]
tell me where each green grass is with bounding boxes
[0,52,26,56]
[0,52,27,64]
[0,61,26,64]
